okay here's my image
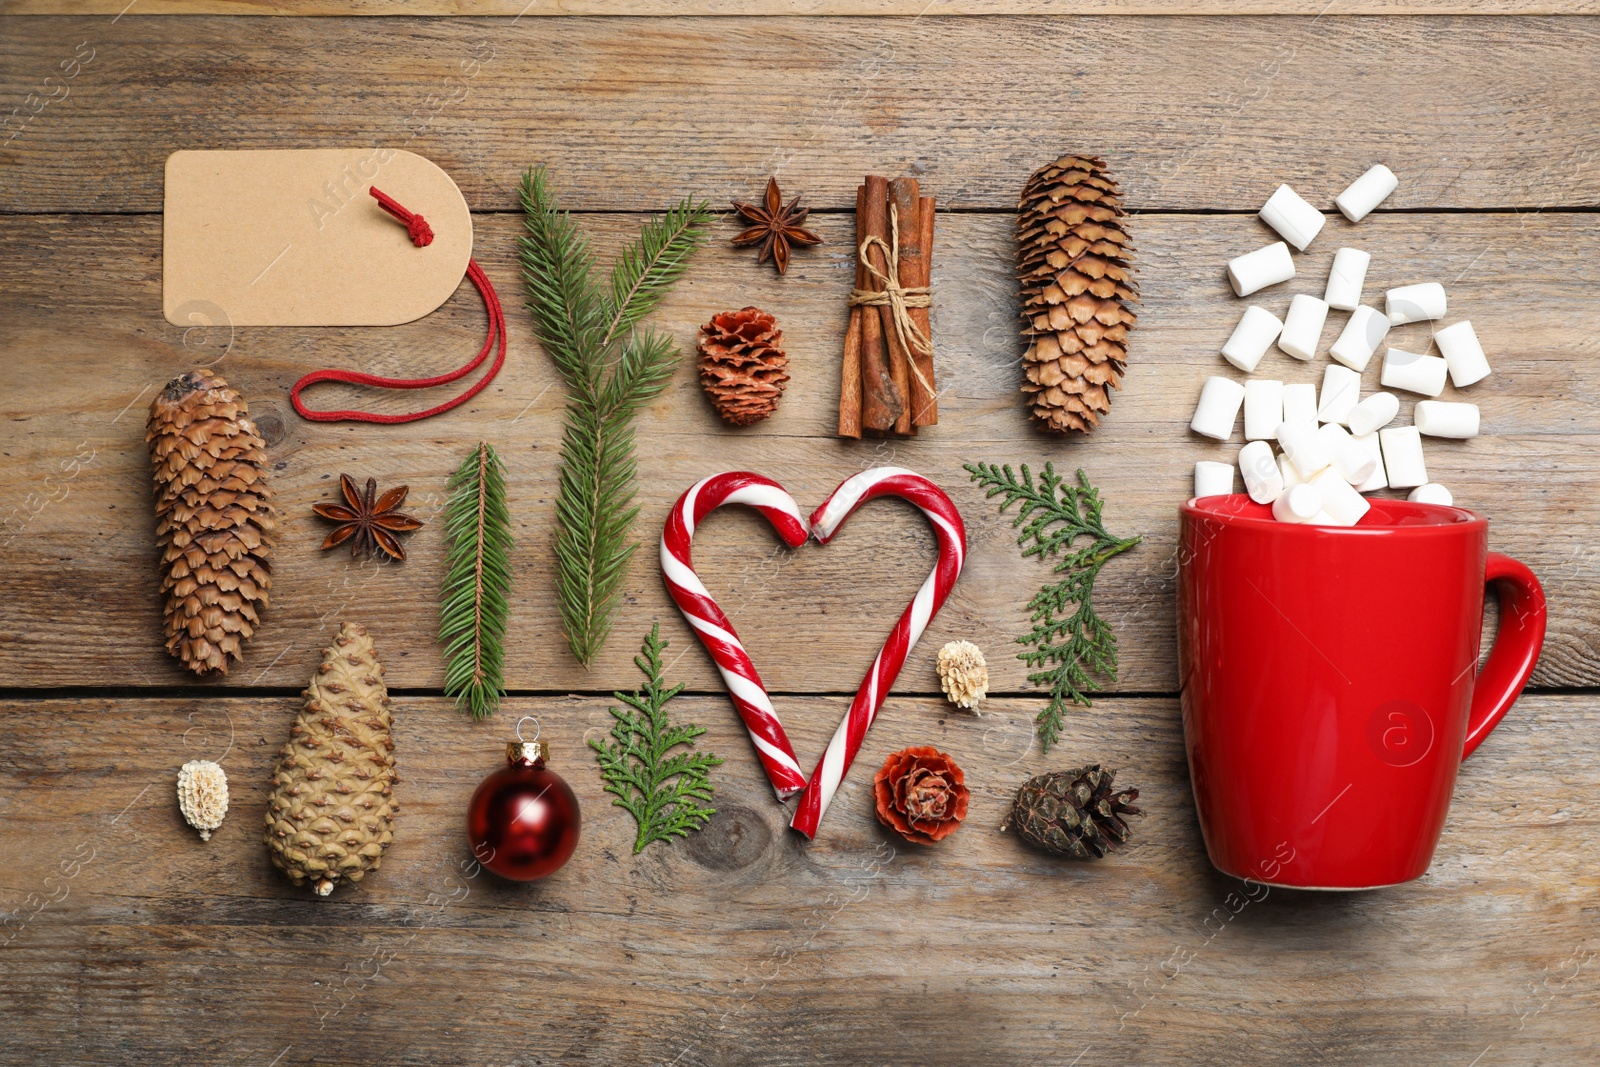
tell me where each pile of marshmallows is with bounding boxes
[1191,164,1490,526]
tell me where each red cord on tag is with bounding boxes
[289,186,507,425]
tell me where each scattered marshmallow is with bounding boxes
[1409,483,1454,506]
[1191,375,1247,440]
[1272,482,1323,524]
[1308,466,1371,526]
[1379,425,1428,488]
[1228,242,1296,297]
[1317,364,1362,425]
[1243,379,1285,441]
[1381,348,1449,397]
[1277,419,1331,477]
[1348,392,1400,437]
[1353,432,1388,492]
[1278,452,1305,489]
[1385,282,1447,325]
[1329,305,1391,372]
[1324,248,1370,311]
[1282,382,1318,424]
[1222,305,1285,373]
[1239,441,1286,504]
[1317,422,1377,485]
[1434,320,1491,388]
[1259,183,1326,251]
[1414,400,1480,439]
[1195,461,1236,499]
[1278,294,1330,361]
[1336,164,1398,223]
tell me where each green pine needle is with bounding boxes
[965,462,1141,753]
[439,442,514,720]
[518,166,713,667]
[589,625,724,854]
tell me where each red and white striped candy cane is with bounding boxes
[789,467,967,839]
[661,472,811,799]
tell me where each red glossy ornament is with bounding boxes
[466,726,581,882]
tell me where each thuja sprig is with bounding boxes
[965,462,1141,753]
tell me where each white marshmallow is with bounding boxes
[1329,305,1391,372]
[1434,320,1491,388]
[1278,452,1305,489]
[1317,364,1362,425]
[1385,282,1448,325]
[1379,425,1428,488]
[1381,348,1449,397]
[1308,465,1371,527]
[1277,419,1331,477]
[1414,400,1480,439]
[1228,242,1296,297]
[1272,482,1323,524]
[1317,422,1377,484]
[1353,432,1388,492]
[1335,164,1398,223]
[1348,391,1400,437]
[1238,441,1286,504]
[1190,375,1247,440]
[1194,461,1236,499]
[1324,248,1370,311]
[1409,483,1454,506]
[1281,382,1318,424]
[1278,294,1330,361]
[1243,379,1285,441]
[1259,184,1326,251]
[1222,305,1285,373]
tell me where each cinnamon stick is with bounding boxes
[859,176,901,433]
[837,185,865,440]
[910,193,937,426]
[886,177,918,436]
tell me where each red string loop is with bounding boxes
[289,186,505,425]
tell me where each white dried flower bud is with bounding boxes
[936,640,989,713]
[177,759,229,841]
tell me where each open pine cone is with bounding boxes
[1002,765,1142,859]
[697,306,790,426]
[874,746,969,844]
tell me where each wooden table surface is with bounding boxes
[3,6,1598,1066]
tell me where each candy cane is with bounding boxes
[789,467,967,839]
[661,472,811,799]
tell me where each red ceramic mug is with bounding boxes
[1178,495,1546,890]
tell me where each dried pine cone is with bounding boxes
[697,306,790,426]
[177,759,229,841]
[1016,155,1139,433]
[1002,765,1142,859]
[873,746,969,845]
[936,640,988,712]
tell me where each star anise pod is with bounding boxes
[730,176,822,275]
[313,474,424,562]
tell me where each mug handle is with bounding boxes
[1462,552,1547,760]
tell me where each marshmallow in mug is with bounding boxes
[1191,375,1247,440]
[1259,184,1326,251]
[1385,282,1448,325]
[1335,164,1399,223]
[1222,305,1285,373]
[1414,400,1480,439]
[1317,364,1362,425]
[1277,452,1305,489]
[1434,320,1492,388]
[1243,378,1285,441]
[1381,348,1449,397]
[1272,482,1323,524]
[1277,419,1331,477]
[1379,425,1429,488]
[1228,242,1296,297]
[1329,305,1391,372]
[1409,483,1454,506]
[1348,391,1400,437]
[1353,432,1389,492]
[1316,422,1378,485]
[1278,294,1330,361]
[1238,440,1286,504]
[1324,248,1370,311]
[1308,465,1372,526]
[1195,460,1236,499]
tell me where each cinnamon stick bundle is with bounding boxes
[837,174,936,440]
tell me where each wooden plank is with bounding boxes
[7,1,1600,14]
[3,15,1600,212]
[0,692,1595,1065]
[1,209,1595,692]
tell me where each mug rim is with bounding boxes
[1182,494,1487,535]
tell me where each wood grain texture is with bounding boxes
[4,16,1600,213]
[2,209,1596,692]
[6,1,1600,15]
[1,692,1595,1066]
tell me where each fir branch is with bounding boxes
[589,625,724,853]
[965,461,1141,753]
[440,443,514,720]
[518,166,713,666]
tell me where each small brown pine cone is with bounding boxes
[697,306,790,426]
[873,746,969,845]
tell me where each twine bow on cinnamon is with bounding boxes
[849,202,934,369]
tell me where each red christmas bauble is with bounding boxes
[466,740,581,881]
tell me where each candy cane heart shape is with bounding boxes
[789,467,968,840]
[661,472,811,799]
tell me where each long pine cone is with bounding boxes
[1016,155,1139,433]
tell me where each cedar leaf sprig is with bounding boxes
[590,625,724,853]
[440,442,514,720]
[965,462,1141,753]
[518,166,712,667]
